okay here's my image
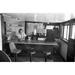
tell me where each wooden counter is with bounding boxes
[5,40,60,57]
[7,40,58,46]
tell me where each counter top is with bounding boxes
[7,40,59,46]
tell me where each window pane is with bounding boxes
[66,26,69,40]
[64,26,67,39]
[71,25,75,39]
[63,25,69,40]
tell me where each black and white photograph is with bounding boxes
[0,13,75,62]
[1,0,75,75]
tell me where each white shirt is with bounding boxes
[17,32,26,40]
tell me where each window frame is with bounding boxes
[71,23,75,39]
[63,23,70,41]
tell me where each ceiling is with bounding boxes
[3,13,69,23]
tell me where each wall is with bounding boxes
[60,25,64,39]
[4,13,65,23]
[0,15,2,50]
[60,40,68,60]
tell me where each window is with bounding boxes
[63,25,70,40]
[71,25,75,39]
[0,15,2,50]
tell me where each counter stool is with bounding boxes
[30,50,36,62]
[25,46,36,62]
[42,46,53,62]
[29,46,44,62]
[9,42,21,62]
[44,51,51,62]
[0,51,11,62]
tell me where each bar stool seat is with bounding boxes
[46,52,51,55]
[12,49,21,54]
[43,51,51,62]
[31,51,36,55]
[42,46,53,62]
[12,49,21,61]
[25,46,36,62]
[29,47,36,62]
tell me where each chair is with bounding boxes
[9,42,21,61]
[30,49,36,62]
[0,50,11,62]
[26,46,36,62]
[44,51,52,62]
[42,46,53,62]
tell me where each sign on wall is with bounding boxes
[6,21,25,35]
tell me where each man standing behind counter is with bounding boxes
[17,29,27,41]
